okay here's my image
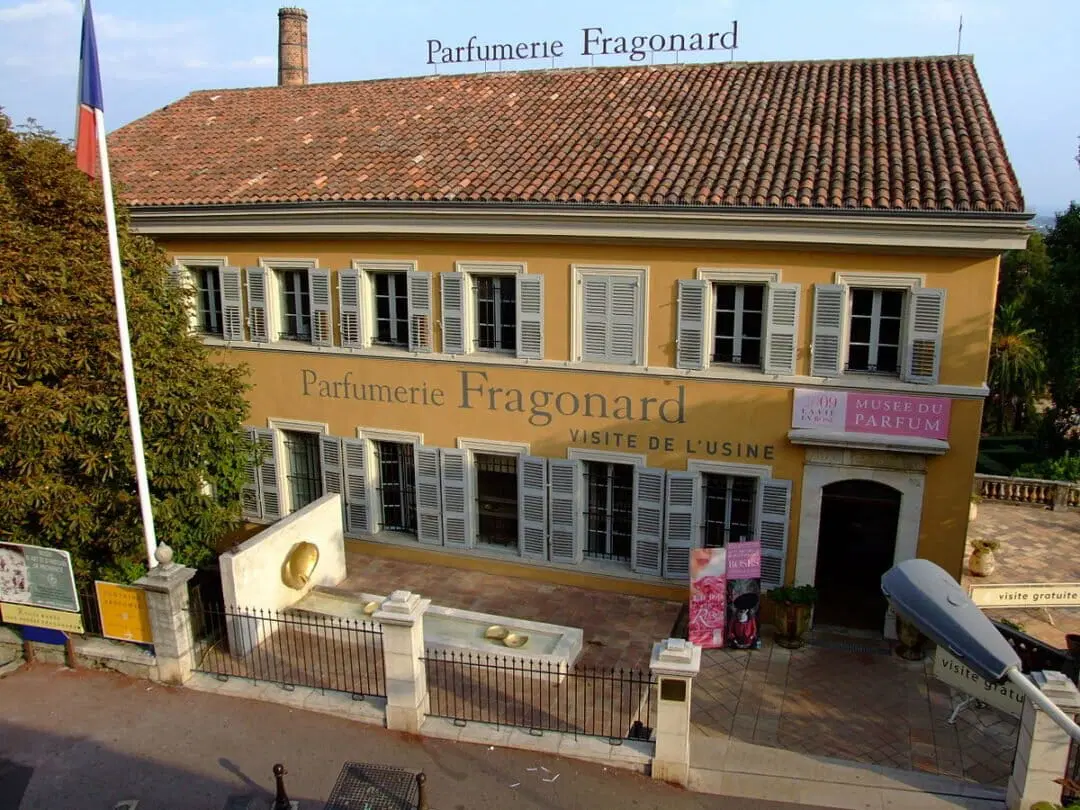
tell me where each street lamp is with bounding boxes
[881,558,1080,743]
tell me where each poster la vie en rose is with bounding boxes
[689,547,727,649]
[725,540,762,650]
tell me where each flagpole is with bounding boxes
[93,109,159,570]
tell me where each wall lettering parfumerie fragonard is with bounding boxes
[426,23,738,66]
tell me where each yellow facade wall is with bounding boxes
[160,235,996,583]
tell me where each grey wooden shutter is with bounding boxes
[241,427,262,520]
[319,435,343,509]
[309,268,333,346]
[609,276,640,364]
[440,271,467,355]
[338,269,363,349]
[810,283,846,377]
[342,438,374,535]
[903,288,946,385]
[758,478,792,592]
[221,266,244,341]
[764,282,800,375]
[548,459,582,564]
[516,274,544,360]
[407,270,433,352]
[581,276,609,362]
[631,467,665,576]
[518,456,548,560]
[440,449,472,548]
[415,446,443,545]
[254,428,280,520]
[663,472,698,580]
[246,267,269,343]
[676,279,708,370]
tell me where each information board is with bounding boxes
[932,646,1025,718]
[969,582,1080,609]
[1,602,84,634]
[0,542,79,613]
[95,582,153,644]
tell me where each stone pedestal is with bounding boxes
[135,546,197,685]
[373,590,431,734]
[649,638,701,787]
[1006,671,1080,810]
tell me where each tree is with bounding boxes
[986,300,1045,433]
[996,231,1049,312]
[0,113,251,584]
[1032,204,1080,409]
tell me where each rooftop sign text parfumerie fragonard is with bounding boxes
[426,23,739,66]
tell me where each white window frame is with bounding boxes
[696,268,780,371]
[357,427,423,538]
[571,264,649,367]
[834,272,924,378]
[456,262,527,355]
[686,459,772,550]
[173,256,228,335]
[259,258,319,345]
[266,418,328,516]
[457,437,529,551]
[352,260,418,350]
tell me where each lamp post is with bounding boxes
[881,558,1080,743]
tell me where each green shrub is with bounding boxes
[1016,452,1080,482]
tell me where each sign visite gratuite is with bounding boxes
[968,583,1080,609]
[932,646,1025,719]
[426,23,738,66]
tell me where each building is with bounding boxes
[108,8,1030,635]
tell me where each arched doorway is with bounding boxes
[813,479,902,631]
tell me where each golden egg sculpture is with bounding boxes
[282,541,320,590]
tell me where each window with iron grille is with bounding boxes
[195,267,223,336]
[375,440,417,533]
[282,430,323,513]
[702,473,756,548]
[713,283,764,367]
[278,270,311,341]
[583,461,633,563]
[847,288,904,374]
[373,272,410,347]
[475,453,518,547]
[474,275,516,352]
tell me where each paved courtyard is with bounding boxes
[965,500,1080,648]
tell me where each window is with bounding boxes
[474,275,516,352]
[282,430,322,513]
[375,440,416,533]
[475,453,518,547]
[713,283,764,367]
[574,266,645,366]
[373,272,410,347]
[194,267,224,336]
[847,288,904,374]
[701,473,756,548]
[278,270,311,341]
[583,461,634,563]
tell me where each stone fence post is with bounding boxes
[649,638,702,787]
[135,544,197,685]
[1007,671,1080,810]
[373,590,430,734]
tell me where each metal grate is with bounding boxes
[701,473,755,548]
[375,441,417,533]
[282,430,323,513]
[583,461,633,562]
[475,453,518,547]
[806,634,892,656]
[324,762,420,810]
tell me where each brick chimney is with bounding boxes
[277,7,308,86]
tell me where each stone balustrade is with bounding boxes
[974,474,1080,511]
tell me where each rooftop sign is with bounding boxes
[427,23,739,67]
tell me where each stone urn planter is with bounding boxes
[968,539,999,577]
[894,614,927,660]
[767,584,818,649]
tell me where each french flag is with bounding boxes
[74,0,103,179]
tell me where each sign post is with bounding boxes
[725,541,762,650]
[689,548,727,649]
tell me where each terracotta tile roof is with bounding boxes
[107,55,1024,213]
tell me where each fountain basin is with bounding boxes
[290,587,583,673]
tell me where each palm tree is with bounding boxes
[988,300,1046,433]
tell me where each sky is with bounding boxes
[0,0,1077,214]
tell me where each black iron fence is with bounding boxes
[422,649,654,743]
[190,602,386,699]
[76,585,104,637]
[993,620,1079,684]
[1065,727,1079,805]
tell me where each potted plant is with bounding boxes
[895,614,927,660]
[767,584,818,649]
[969,492,981,522]
[968,538,1000,577]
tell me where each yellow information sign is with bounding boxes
[1,602,85,634]
[95,581,152,644]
